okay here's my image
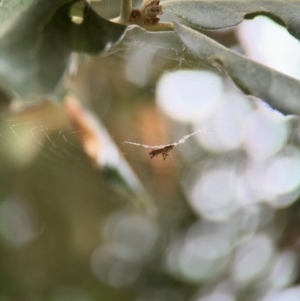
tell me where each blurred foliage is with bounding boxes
[1,1,300,301]
[0,0,126,100]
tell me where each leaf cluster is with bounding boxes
[0,0,126,100]
[162,0,300,115]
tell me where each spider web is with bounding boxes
[0,0,298,218]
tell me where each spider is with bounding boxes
[149,144,174,160]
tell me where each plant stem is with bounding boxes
[143,22,174,32]
[120,0,132,23]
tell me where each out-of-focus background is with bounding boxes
[1,1,300,300]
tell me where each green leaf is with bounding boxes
[0,0,35,33]
[0,0,126,100]
[174,22,300,116]
[163,0,300,41]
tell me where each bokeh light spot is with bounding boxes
[156,70,223,122]
[263,149,300,199]
[178,234,230,282]
[267,250,298,289]
[0,196,38,248]
[91,245,142,287]
[262,286,300,301]
[237,16,300,79]
[194,91,253,153]
[231,234,274,284]
[189,167,238,221]
[196,292,235,301]
[242,109,288,160]
[103,211,159,262]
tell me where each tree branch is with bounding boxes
[120,0,132,23]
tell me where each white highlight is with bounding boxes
[156,70,223,122]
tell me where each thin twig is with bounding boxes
[143,22,174,32]
[120,0,133,23]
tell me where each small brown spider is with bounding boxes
[149,144,174,160]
